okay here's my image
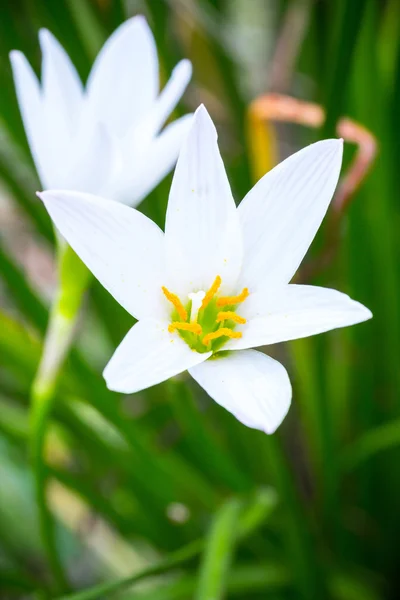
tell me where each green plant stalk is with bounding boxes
[194,498,242,600]
[30,243,90,592]
[341,419,400,472]
[320,0,369,138]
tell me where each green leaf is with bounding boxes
[194,497,242,599]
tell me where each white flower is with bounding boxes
[38,105,372,434]
[10,16,192,205]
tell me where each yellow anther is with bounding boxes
[216,311,246,324]
[202,328,242,346]
[169,322,202,335]
[162,286,187,321]
[201,275,222,309]
[217,287,249,307]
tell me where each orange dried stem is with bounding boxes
[201,275,222,309]
[169,322,202,335]
[202,328,242,346]
[216,311,246,324]
[217,288,249,307]
[162,286,187,321]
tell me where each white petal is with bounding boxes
[116,114,193,206]
[238,140,343,291]
[139,59,192,140]
[63,123,114,194]
[38,30,85,179]
[9,51,50,186]
[165,105,242,297]
[226,284,372,350]
[104,318,211,393]
[39,190,166,320]
[86,16,158,137]
[39,29,83,129]
[189,350,291,434]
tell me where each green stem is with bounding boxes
[194,498,242,600]
[30,312,75,591]
[30,244,90,592]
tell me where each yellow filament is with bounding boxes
[162,286,187,321]
[202,328,242,346]
[216,311,246,324]
[169,322,202,335]
[201,275,222,309]
[217,288,249,307]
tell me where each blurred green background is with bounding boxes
[1,0,400,598]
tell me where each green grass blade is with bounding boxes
[194,497,242,599]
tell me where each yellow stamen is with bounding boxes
[217,287,249,307]
[162,286,187,321]
[169,322,202,335]
[201,275,222,309]
[216,311,246,324]
[202,328,242,346]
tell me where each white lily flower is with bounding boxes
[38,105,372,434]
[10,16,192,205]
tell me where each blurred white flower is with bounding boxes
[38,105,372,434]
[10,16,192,205]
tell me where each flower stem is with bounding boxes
[30,244,90,592]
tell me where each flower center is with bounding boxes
[162,275,249,353]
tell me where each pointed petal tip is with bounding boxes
[167,59,192,95]
[9,50,29,72]
[129,14,149,27]
[117,14,152,39]
[347,296,373,324]
[313,137,343,151]
[172,58,192,77]
[359,304,373,322]
[304,138,343,167]
[9,49,22,63]
[38,28,53,49]
[263,409,290,435]
[329,137,344,154]
[193,104,216,135]
[195,103,208,116]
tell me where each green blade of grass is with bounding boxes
[320,0,369,138]
[342,419,400,471]
[194,497,242,600]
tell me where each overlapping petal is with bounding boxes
[65,124,114,194]
[11,17,192,205]
[165,105,242,297]
[226,284,372,350]
[104,319,211,393]
[39,190,166,320]
[238,140,343,291]
[116,114,193,206]
[140,59,193,140]
[39,29,83,130]
[189,350,292,434]
[86,16,159,138]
